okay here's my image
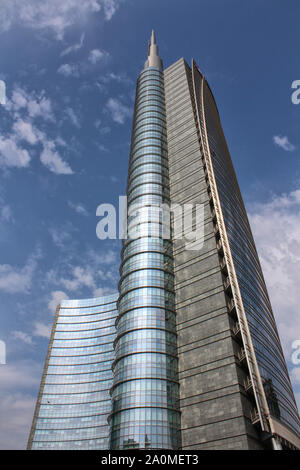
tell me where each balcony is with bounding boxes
[250,408,260,425]
[211,208,217,223]
[223,276,231,291]
[233,321,241,337]
[213,223,219,235]
[220,258,226,271]
[238,348,247,364]
[244,376,254,393]
[227,298,236,316]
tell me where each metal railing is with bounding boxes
[244,376,253,392]
[250,408,260,424]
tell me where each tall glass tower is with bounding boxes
[109,30,181,450]
[28,31,300,451]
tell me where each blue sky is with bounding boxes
[0,0,300,449]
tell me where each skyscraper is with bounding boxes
[164,57,300,450]
[27,294,118,450]
[109,30,181,450]
[28,31,300,451]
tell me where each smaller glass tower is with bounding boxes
[27,294,118,450]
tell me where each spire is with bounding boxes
[151,29,156,45]
[144,29,163,70]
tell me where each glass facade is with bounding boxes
[109,42,181,450]
[191,60,300,444]
[27,294,118,450]
[28,31,300,451]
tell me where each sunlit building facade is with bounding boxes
[109,31,181,450]
[28,31,300,451]
[27,294,118,450]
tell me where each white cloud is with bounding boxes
[55,136,68,148]
[0,204,13,222]
[6,94,74,175]
[1,85,74,177]
[57,63,79,77]
[93,286,115,297]
[88,48,110,65]
[48,290,69,312]
[12,119,40,145]
[291,368,300,386]
[0,136,30,169]
[11,323,52,344]
[106,97,131,124]
[45,247,119,297]
[95,81,107,94]
[58,48,110,77]
[101,127,111,135]
[248,188,300,359]
[0,393,36,450]
[1,126,73,178]
[0,360,41,391]
[33,322,52,339]
[0,97,49,171]
[65,107,81,128]
[11,331,33,345]
[0,1,121,39]
[0,191,13,223]
[102,0,120,20]
[87,247,118,266]
[273,135,296,152]
[0,360,42,449]
[60,33,85,57]
[98,268,117,282]
[8,87,53,121]
[68,201,89,216]
[0,251,40,294]
[95,142,109,152]
[9,88,27,111]
[27,95,53,120]
[95,119,111,135]
[49,226,74,249]
[101,71,133,85]
[60,266,96,291]
[40,140,73,175]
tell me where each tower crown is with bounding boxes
[144,29,163,70]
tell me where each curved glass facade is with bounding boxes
[191,61,300,440]
[28,294,118,450]
[109,63,181,450]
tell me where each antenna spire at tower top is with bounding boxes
[144,29,162,71]
[151,29,156,45]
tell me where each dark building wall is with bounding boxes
[199,69,300,438]
[164,59,264,450]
